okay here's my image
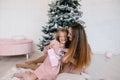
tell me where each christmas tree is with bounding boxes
[38,0,84,51]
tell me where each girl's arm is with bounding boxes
[50,39,60,54]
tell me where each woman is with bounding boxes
[14,23,91,80]
[61,23,91,74]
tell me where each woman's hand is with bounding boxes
[61,48,69,53]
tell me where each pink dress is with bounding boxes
[34,40,61,80]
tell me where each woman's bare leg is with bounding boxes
[25,55,47,65]
[16,64,40,70]
[25,45,50,65]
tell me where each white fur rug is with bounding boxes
[1,67,91,80]
[1,67,33,80]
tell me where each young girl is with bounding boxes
[16,29,70,70]
[13,28,69,80]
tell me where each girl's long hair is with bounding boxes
[63,23,91,70]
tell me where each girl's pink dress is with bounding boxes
[34,40,61,80]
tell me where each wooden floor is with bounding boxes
[0,53,120,80]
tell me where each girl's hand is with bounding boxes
[46,45,51,50]
[43,45,51,55]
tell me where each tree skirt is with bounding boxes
[1,67,33,80]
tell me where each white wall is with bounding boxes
[0,0,52,44]
[0,0,120,54]
[81,0,120,54]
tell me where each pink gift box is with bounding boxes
[48,48,59,67]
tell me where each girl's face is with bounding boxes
[59,32,67,44]
[68,27,72,41]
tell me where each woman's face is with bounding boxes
[59,32,67,44]
[68,27,72,41]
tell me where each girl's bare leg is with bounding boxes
[23,71,37,80]
[16,64,40,70]
[25,55,47,65]
[13,72,24,78]
[14,71,37,80]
